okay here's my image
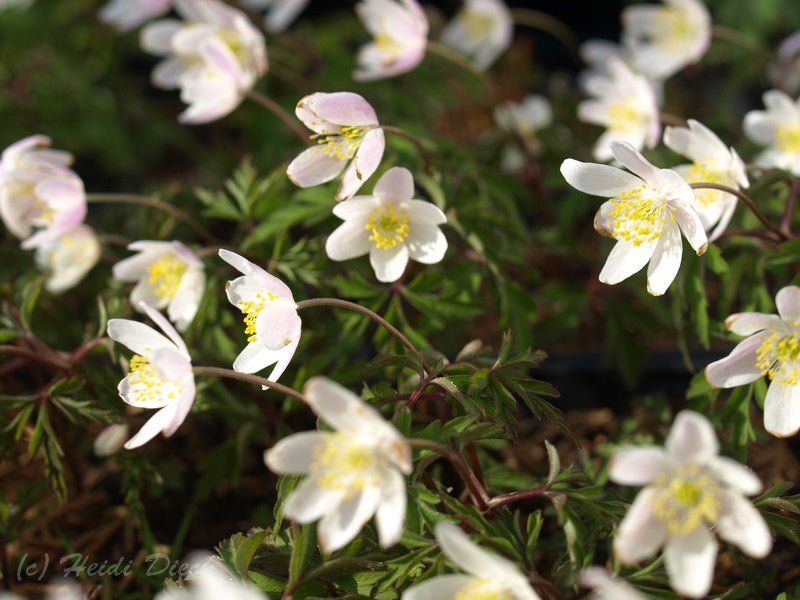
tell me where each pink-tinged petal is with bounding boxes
[265,335,299,383]
[665,410,718,466]
[610,142,662,188]
[107,319,173,357]
[709,456,762,496]
[663,526,717,599]
[168,266,204,331]
[255,302,301,351]
[139,301,189,355]
[303,376,391,433]
[286,146,346,188]
[406,199,447,225]
[337,128,385,200]
[608,446,667,486]
[124,404,176,449]
[402,575,477,600]
[705,331,768,388]
[263,0,308,32]
[369,244,410,283]
[375,468,406,547]
[673,201,708,255]
[763,381,800,437]
[325,221,371,261]
[197,36,246,89]
[300,92,379,128]
[374,166,414,202]
[716,490,772,558]
[264,431,329,474]
[406,223,447,264]
[598,240,655,285]
[178,87,240,125]
[614,488,667,563]
[560,159,643,197]
[646,219,682,296]
[332,196,380,220]
[140,19,182,55]
[775,285,800,322]
[725,312,782,336]
[152,345,192,382]
[151,57,185,89]
[219,249,294,299]
[318,484,382,552]
[283,476,343,523]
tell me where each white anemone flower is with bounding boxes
[743,90,800,177]
[354,0,429,81]
[768,31,800,97]
[326,167,447,283]
[155,553,268,600]
[610,411,771,598]
[402,521,541,600]
[239,0,308,32]
[578,57,661,161]
[706,285,800,437]
[579,567,646,600]
[286,91,386,201]
[0,135,87,249]
[494,94,552,173]
[663,119,749,241]
[560,141,707,295]
[621,0,711,81]
[264,376,411,552]
[140,0,267,123]
[34,224,101,293]
[113,240,205,331]
[107,303,196,450]
[440,0,513,70]
[94,423,130,457]
[100,0,172,31]
[218,249,300,381]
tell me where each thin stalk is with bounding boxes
[193,366,306,402]
[296,298,433,374]
[246,90,311,145]
[380,125,434,174]
[485,485,551,513]
[86,194,218,245]
[718,228,782,242]
[659,112,688,127]
[780,178,800,237]
[510,8,580,61]
[426,40,488,81]
[711,25,766,61]
[690,182,789,241]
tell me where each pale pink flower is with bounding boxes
[743,90,800,177]
[100,0,172,31]
[354,0,428,81]
[34,224,101,293]
[287,92,385,201]
[440,0,512,70]
[239,0,308,32]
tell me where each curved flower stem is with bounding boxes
[780,177,800,237]
[193,366,306,402]
[711,25,767,63]
[86,193,218,245]
[510,8,580,61]
[484,484,552,514]
[406,438,489,510]
[380,125,434,174]
[296,298,434,374]
[659,111,688,127]
[245,90,311,146]
[719,228,783,242]
[426,40,488,81]
[689,182,789,241]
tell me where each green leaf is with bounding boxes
[288,522,316,587]
[363,353,423,377]
[545,440,560,484]
[20,275,45,331]
[219,529,269,578]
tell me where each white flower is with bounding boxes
[663,119,749,241]
[94,423,130,457]
[100,0,172,31]
[743,90,800,177]
[578,57,661,161]
[264,376,410,552]
[154,553,268,600]
[107,303,196,450]
[140,0,267,123]
[560,141,707,295]
[326,167,447,283]
[34,224,101,293]
[402,521,541,600]
[768,31,800,97]
[0,135,87,249]
[706,285,800,437]
[580,567,646,600]
[621,0,711,80]
[354,0,429,81]
[286,91,386,201]
[440,0,512,70]
[494,94,552,172]
[113,240,205,331]
[238,0,308,32]
[218,249,300,381]
[610,411,771,598]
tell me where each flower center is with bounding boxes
[311,433,380,495]
[311,125,368,161]
[365,204,410,250]
[147,253,188,300]
[606,100,648,133]
[237,291,280,343]
[685,159,729,206]
[775,124,800,153]
[651,464,720,536]
[128,354,181,406]
[608,185,672,246]
[463,10,495,42]
[651,8,696,48]
[454,578,511,600]
[374,32,404,58]
[755,327,800,385]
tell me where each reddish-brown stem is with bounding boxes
[484,485,552,513]
[780,178,800,237]
[380,125,434,174]
[192,366,306,402]
[246,90,311,146]
[690,182,789,241]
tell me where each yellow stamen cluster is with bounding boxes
[608,185,672,246]
[365,204,410,250]
[755,327,800,385]
[147,253,188,300]
[607,100,647,132]
[652,8,696,48]
[311,433,379,495]
[651,464,720,535]
[685,160,727,206]
[237,291,279,343]
[454,578,511,600]
[775,124,800,154]
[128,354,179,406]
[311,126,368,161]
[462,10,495,42]
[374,32,403,57]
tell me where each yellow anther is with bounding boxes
[310,125,368,160]
[311,433,379,495]
[365,204,410,250]
[608,185,672,246]
[651,464,720,536]
[454,578,512,600]
[374,32,403,56]
[128,354,181,406]
[685,160,728,205]
[776,124,800,154]
[237,291,279,343]
[462,10,495,41]
[755,327,800,385]
[651,8,696,48]
[147,253,188,300]
[607,100,648,132]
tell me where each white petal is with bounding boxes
[318,484,382,552]
[598,240,655,285]
[265,335,300,383]
[124,405,175,450]
[303,376,390,433]
[665,410,719,466]
[374,166,414,202]
[406,224,447,264]
[609,447,668,486]
[139,301,189,356]
[325,221,371,261]
[283,477,343,523]
[663,526,717,599]
[434,521,515,581]
[705,331,768,388]
[614,488,667,563]
[107,319,172,357]
[332,196,380,220]
[763,381,800,437]
[646,219,682,296]
[219,249,294,299]
[168,266,204,331]
[337,128,385,200]
[610,141,662,188]
[406,199,447,225]
[560,159,643,196]
[401,574,476,600]
[232,342,280,374]
[375,468,406,547]
[716,490,772,558]
[255,302,301,351]
[775,285,800,322]
[708,456,762,496]
[369,244,409,283]
[264,431,329,474]
[286,146,345,188]
[725,312,782,336]
[673,201,708,254]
